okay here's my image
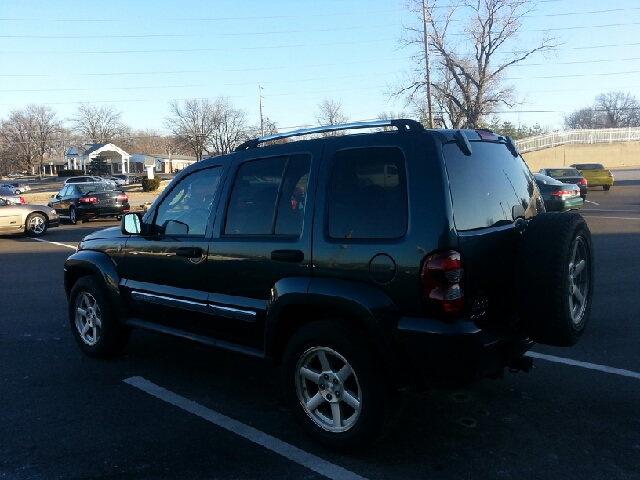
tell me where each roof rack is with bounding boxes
[234,118,424,151]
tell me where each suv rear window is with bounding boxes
[443,141,536,231]
[328,147,408,239]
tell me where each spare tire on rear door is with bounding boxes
[517,212,594,347]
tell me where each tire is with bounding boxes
[517,212,594,347]
[69,206,79,225]
[282,320,401,452]
[603,185,611,191]
[68,276,131,358]
[24,213,47,237]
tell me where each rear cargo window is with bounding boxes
[443,142,538,231]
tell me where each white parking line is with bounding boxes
[526,352,640,380]
[583,200,600,205]
[31,238,77,250]
[123,376,368,480]
[582,216,640,221]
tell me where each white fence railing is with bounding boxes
[515,127,640,154]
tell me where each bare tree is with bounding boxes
[209,97,248,155]
[0,104,62,176]
[69,103,126,144]
[564,108,602,130]
[31,105,63,177]
[165,97,248,160]
[564,91,640,129]
[595,91,640,128]
[394,0,558,128]
[165,98,217,161]
[315,99,349,136]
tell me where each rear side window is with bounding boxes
[327,147,408,239]
[224,154,311,236]
[444,142,538,231]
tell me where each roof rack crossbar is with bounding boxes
[235,119,424,151]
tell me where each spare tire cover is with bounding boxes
[517,212,594,347]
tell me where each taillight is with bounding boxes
[19,197,25,204]
[550,190,576,199]
[79,196,98,204]
[608,172,614,178]
[421,250,465,318]
[579,178,588,186]
[117,193,128,202]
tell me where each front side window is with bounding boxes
[224,154,311,236]
[327,147,408,239]
[152,166,223,236]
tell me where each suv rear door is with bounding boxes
[442,135,542,325]
[206,143,321,349]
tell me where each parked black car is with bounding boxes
[63,120,594,452]
[533,173,583,212]
[538,167,588,199]
[49,182,130,224]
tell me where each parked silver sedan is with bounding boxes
[0,196,60,237]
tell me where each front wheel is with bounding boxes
[25,213,47,237]
[282,321,400,452]
[68,276,131,358]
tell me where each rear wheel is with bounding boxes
[69,206,81,225]
[282,320,401,452]
[25,213,47,237]
[517,213,594,346]
[603,185,611,191]
[69,276,131,358]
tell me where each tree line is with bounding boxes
[0,96,353,176]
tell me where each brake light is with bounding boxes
[20,196,25,204]
[79,196,98,204]
[578,178,588,186]
[550,190,576,198]
[422,250,465,318]
[117,193,128,202]
[608,172,614,178]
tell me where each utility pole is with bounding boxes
[423,0,434,128]
[259,85,265,137]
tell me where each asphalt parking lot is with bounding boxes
[1,170,639,479]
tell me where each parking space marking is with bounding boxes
[124,376,368,480]
[31,238,77,250]
[583,200,600,205]
[526,352,640,380]
[581,216,640,221]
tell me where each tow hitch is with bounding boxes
[508,355,534,373]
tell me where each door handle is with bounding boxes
[176,247,203,258]
[271,249,304,263]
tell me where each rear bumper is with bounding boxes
[545,197,583,212]
[77,204,130,219]
[397,316,533,387]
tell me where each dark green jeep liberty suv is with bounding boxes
[64,119,594,451]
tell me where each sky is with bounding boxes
[1,0,639,136]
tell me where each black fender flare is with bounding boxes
[264,276,406,379]
[64,250,127,319]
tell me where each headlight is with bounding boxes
[50,209,57,214]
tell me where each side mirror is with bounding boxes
[121,212,142,235]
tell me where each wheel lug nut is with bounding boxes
[332,378,338,384]
[326,394,332,400]
[319,384,325,389]
[324,374,329,380]
[335,391,340,397]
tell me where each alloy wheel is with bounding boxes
[74,291,102,346]
[295,346,362,433]
[568,235,590,325]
